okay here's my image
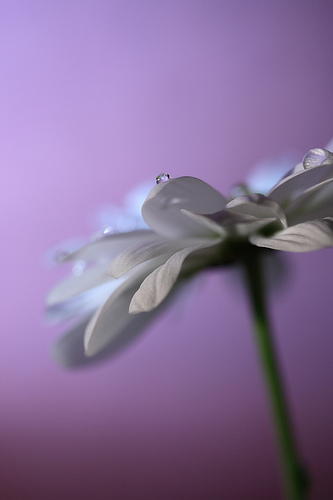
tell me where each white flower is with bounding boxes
[47,148,333,367]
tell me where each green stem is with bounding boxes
[243,252,309,500]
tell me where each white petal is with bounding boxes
[52,319,101,368]
[250,218,333,252]
[268,162,333,207]
[190,209,277,238]
[46,280,120,323]
[286,178,333,224]
[226,194,287,228]
[52,308,156,367]
[60,230,155,264]
[107,236,201,278]
[84,258,166,356]
[46,266,114,307]
[142,176,227,239]
[129,241,219,314]
[180,209,227,236]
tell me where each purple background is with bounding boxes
[1,1,333,498]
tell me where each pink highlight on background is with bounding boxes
[1,1,333,498]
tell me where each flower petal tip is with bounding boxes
[128,297,145,315]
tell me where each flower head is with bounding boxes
[46,147,333,367]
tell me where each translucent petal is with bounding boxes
[46,266,115,307]
[45,280,117,324]
[286,178,333,224]
[53,281,185,367]
[268,162,333,208]
[142,176,227,239]
[84,258,166,356]
[250,218,333,252]
[52,312,151,368]
[60,230,154,264]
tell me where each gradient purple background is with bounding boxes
[1,1,333,499]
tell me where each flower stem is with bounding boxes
[243,252,309,500]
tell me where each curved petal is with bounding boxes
[52,312,152,368]
[268,162,333,207]
[226,194,287,228]
[191,209,277,238]
[84,258,166,356]
[250,218,333,252]
[142,176,227,239]
[129,240,219,314]
[46,280,120,323]
[52,319,106,368]
[107,236,202,279]
[53,279,186,367]
[59,230,154,264]
[180,210,227,236]
[46,266,114,307]
[285,178,333,225]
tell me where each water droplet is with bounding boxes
[53,249,70,263]
[303,148,330,169]
[102,225,113,235]
[90,225,114,242]
[156,173,171,185]
[72,260,86,276]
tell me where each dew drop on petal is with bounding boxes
[156,173,171,184]
[53,249,70,263]
[46,240,84,266]
[303,148,331,169]
[90,225,114,242]
[102,225,113,235]
[72,260,86,276]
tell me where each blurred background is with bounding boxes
[1,1,333,498]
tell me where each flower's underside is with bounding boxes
[47,147,333,366]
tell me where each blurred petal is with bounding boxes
[52,313,151,368]
[60,230,154,264]
[129,241,218,313]
[226,194,287,228]
[84,258,166,356]
[53,280,185,368]
[52,319,107,368]
[46,280,120,322]
[46,266,114,306]
[286,178,333,224]
[268,162,333,207]
[250,218,333,252]
[142,176,227,239]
